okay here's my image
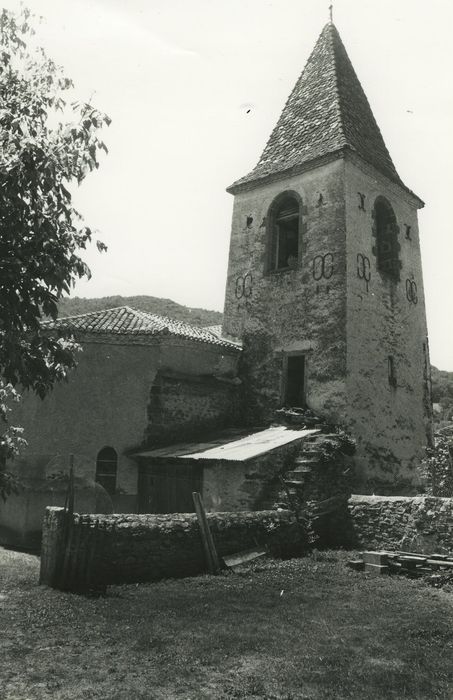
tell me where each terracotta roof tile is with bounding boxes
[42,306,241,351]
[228,23,411,195]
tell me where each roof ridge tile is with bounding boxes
[41,306,241,351]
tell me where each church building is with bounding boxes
[1,18,432,547]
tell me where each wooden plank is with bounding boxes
[192,492,220,575]
[398,555,427,562]
[398,555,427,570]
[396,550,430,558]
[223,548,266,569]
[84,520,99,590]
[427,559,453,568]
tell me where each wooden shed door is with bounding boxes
[138,462,202,514]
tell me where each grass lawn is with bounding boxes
[1,547,453,699]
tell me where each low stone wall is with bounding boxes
[40,507,302,590]
[345,495,453,553]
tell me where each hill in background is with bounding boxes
[57,295,222,328]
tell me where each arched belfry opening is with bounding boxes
[373,197,400,281]
[95,446,118,496]
[266,192,302,273]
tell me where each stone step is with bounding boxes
[285,471,308,481]
[304,433,339,442]
[292,466,313,474]
[284,479,305,488]
[300,447,321,457]
[295,457,319,466]
[289,466,312,475]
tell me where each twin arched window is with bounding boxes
[95,446,117,496]
[267,193,301,272]
[265,192,400,282]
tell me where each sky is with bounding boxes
[4,0,453,370]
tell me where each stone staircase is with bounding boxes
[275,427,354,514]
[284,433,340,487]
[259,408,355,514]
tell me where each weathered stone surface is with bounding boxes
[222,148,430,493]
[146,369,239,447]
[40,507,303,589]
[223,159,348,427]
[344,156,430,493]
[345,495,453,553]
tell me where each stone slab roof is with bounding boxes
[134,425,318,463]
[42,306,241,351]
[228,22,415,197]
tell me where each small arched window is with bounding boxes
[267,193,300,272]
[95,447,117,496]
[374,197,400,281]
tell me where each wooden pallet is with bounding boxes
[348,550,453,577]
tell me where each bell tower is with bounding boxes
[222,21,432,493]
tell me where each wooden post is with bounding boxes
[65,454,75,517]
[192,492,220,575]
[59,454,76,589]
[39,507,67,587]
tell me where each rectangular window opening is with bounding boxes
[388,355,397,388]
[284,355,306,407]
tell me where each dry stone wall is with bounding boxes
[40,507,302,590]
[345,495,453,553]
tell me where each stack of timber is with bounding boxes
[348,550,453,578]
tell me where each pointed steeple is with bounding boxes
[228,23,407,194]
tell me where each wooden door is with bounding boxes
[138,461,202,514]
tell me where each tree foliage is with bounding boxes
[420,432,453,497]
[431,366,453,426]
[0,7,110,494]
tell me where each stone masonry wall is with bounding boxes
[344,154,430,493]
[202,438,307,512]
[146,371,239,447]
[40,507,302,589]
[344,494,453,553]
[222,159,348,425]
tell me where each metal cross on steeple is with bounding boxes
[329,3,333,22]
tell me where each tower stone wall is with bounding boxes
[223,158,348,424]
[344,154,430,492]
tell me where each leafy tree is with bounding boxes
[0,7,110,497]
[431,366,453,427]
